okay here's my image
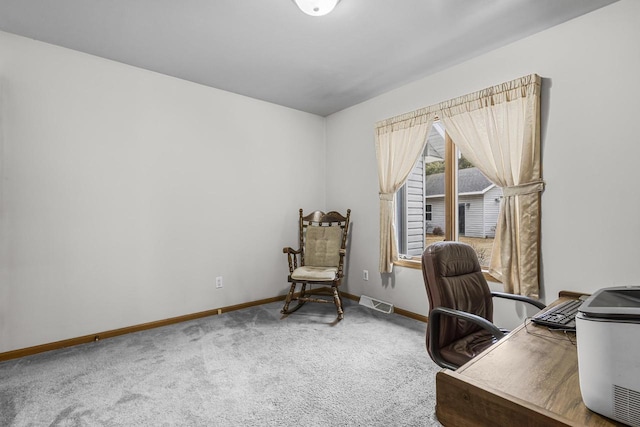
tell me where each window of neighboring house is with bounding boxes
[396,121,502,269]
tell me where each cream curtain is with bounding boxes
[438,74,543,297]
[375,111,435,273]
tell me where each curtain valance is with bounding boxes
[376,74,540,128]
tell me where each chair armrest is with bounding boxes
[428,306,505,371]
[491,291,546,310]
[283,247,302,274]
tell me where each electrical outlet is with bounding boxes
[363,270,369,281]
[216,276,223,288]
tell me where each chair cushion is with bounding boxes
[291,266,338,281]
[305,226,342,267]
[440,329,497,368]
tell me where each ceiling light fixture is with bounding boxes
[293,0,340,17]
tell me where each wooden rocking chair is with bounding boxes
[281,209,351,320]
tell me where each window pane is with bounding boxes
[424,122,446,248]
[394,120,502,273]
[456,151,501,267]
[396,156,426,258]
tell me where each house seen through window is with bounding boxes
[396,121,502,267]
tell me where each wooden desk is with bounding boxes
[435,293,624,426]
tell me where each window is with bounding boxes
[396,121,501,268]
[379,74,541,295]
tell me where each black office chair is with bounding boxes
[422,241,546,370]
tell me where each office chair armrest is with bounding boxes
[428,307,506,371]
[491,291,546,310]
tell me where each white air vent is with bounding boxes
[613,384,640,427]
[359,295,394,314]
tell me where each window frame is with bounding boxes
[394,126,500,283]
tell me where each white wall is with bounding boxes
[327,0,640,315]
[0,31,326,353]
[2,1,638,354]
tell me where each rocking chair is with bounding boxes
[281,209,351,320]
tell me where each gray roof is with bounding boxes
[426,167,495,197]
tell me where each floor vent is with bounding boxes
[359,295,394,314]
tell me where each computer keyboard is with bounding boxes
[531,299,583,329]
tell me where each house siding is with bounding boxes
[426,185,503,238]
[404,158,425,256]
[426,196,445,235]
[482,186,503,238]
[460,194,485,237]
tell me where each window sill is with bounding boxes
[393,258,421,269]
[393,258,501,283]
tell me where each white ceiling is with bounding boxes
[0,0,618,116]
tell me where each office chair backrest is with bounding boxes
[422,241,494,353]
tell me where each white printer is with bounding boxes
[576,286,640,427]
